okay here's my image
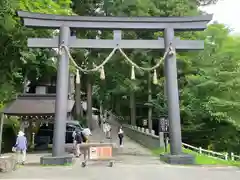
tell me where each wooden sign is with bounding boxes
[159,117,169,132]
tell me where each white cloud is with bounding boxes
[200,0,240,32]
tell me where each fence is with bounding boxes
[182,143,240,161]
[107,111,240,162]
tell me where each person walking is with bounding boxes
[102,121,108,137]
[98,117,101,128]
[14,131,27,165]
[75,130,82,157]
[118,126,124,147]
[106,123,112,139]
[72,129,77,155]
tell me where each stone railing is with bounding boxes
[122,124,164,149]
[107,112,164,149]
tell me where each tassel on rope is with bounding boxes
[58,46,63,55]
[76,69,80,84]
[100,66,105,80]
[131,65,135,80]
[168,46,175,56]
[153,69,158,85]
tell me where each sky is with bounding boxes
[201,0,240,33]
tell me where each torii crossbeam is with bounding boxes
[17,11,212,165]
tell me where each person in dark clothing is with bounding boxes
[75,131,82,157]
[98,117,101,128]
[118,126,124,147]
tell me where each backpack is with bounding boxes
[81,132,87,143]
[75,132,82,144]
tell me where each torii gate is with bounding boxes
[17,11,212,165]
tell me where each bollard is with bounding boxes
[231,152,234,161]
[151,130,155,135]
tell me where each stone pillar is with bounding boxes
[164,28,182,155]
[52,26,70,157]
[159,132,164,148]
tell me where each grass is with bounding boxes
[151,146,240,167]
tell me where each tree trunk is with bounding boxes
[130,91,136,126]
[115,96,121,115]
[86,75,93,130]
[23,73,28,93]
[75,75,83,120]
[148,72,153,130]
[100,101,103,119]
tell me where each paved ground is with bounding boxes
[88,122,160,164]
[1,158,240,180]
[1,122,240,179]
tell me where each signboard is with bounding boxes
[89,146,112,160]
[159,117,169,132]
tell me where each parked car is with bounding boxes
[35,120,83,145]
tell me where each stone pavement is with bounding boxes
[1,157,240,180]
[1,123,240,179]
[88,123,161,164]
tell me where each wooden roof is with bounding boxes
[3,94,75,116]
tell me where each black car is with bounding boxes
[35,121,83,146]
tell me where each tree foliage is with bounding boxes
[0,0,72,104]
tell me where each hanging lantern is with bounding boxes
[100,66,105,80]
[76,69,80,84]
[131,65,135,80]
[32,121,36,127]
[153,69,158,85]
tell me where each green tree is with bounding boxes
[181,23,240,152]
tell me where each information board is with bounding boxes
[89,146,112,160]
[159,117,169,132]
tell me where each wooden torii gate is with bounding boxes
[17,11,212,165]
